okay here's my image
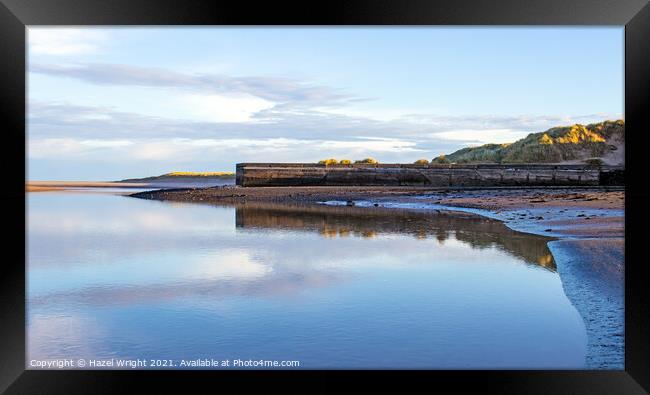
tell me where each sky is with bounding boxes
[27,27,624,180]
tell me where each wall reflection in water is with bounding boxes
[235,202,556,271]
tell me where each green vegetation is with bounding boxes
[433,144,508,164]
[413,159,430,165]
[431,120,624,164]
[339,159,352,165]
[354,158,379,164]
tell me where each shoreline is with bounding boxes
[26,181,150,192]
[26,179,235,192]
[130,185,624,369]
[129,185,623,239]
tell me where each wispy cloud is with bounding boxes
[28,28,109,56]
[27,64,621,177]
[431,129,537,145]
[28,62,621,144]
[29,101,620,143]
[30,63,362,107]
[28,100,621,180]
[28,137,424,163]
[401,113,619,134]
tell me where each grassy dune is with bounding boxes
[433,120,624,165]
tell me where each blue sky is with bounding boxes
[27,27,623,180]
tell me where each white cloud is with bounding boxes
[28,138,133,158]
[130,141,179,161]
[28,28,108,56]
[432,129,531,145]
[80,139,133,148]
[29,62,358,106]
[27,136,424,164]
[319,139,423,153]
[27,101,622,176]
[179,93,275,123]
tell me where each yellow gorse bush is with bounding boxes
[539,134,554,145]
[555,125,606,144]
[318,158,339,165]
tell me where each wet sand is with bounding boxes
[26,179,234,192]
[411,188,624,239]
[27,181,149,192]
[27,185,65,192]
[548,238,624,368]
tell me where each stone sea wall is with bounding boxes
[236,163,624,187]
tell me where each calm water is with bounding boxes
[27,190,589,369]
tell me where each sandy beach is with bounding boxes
[26,181,149,192]
[26,179,233,192]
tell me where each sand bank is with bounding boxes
[26,179,234,192]
[27,181,148,192]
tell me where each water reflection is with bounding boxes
[234,202,556,271]
[27,192,586,368]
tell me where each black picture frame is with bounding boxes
[2,0,648,393]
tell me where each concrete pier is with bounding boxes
[235,163,624,187]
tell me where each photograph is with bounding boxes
[25,26,625,370]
